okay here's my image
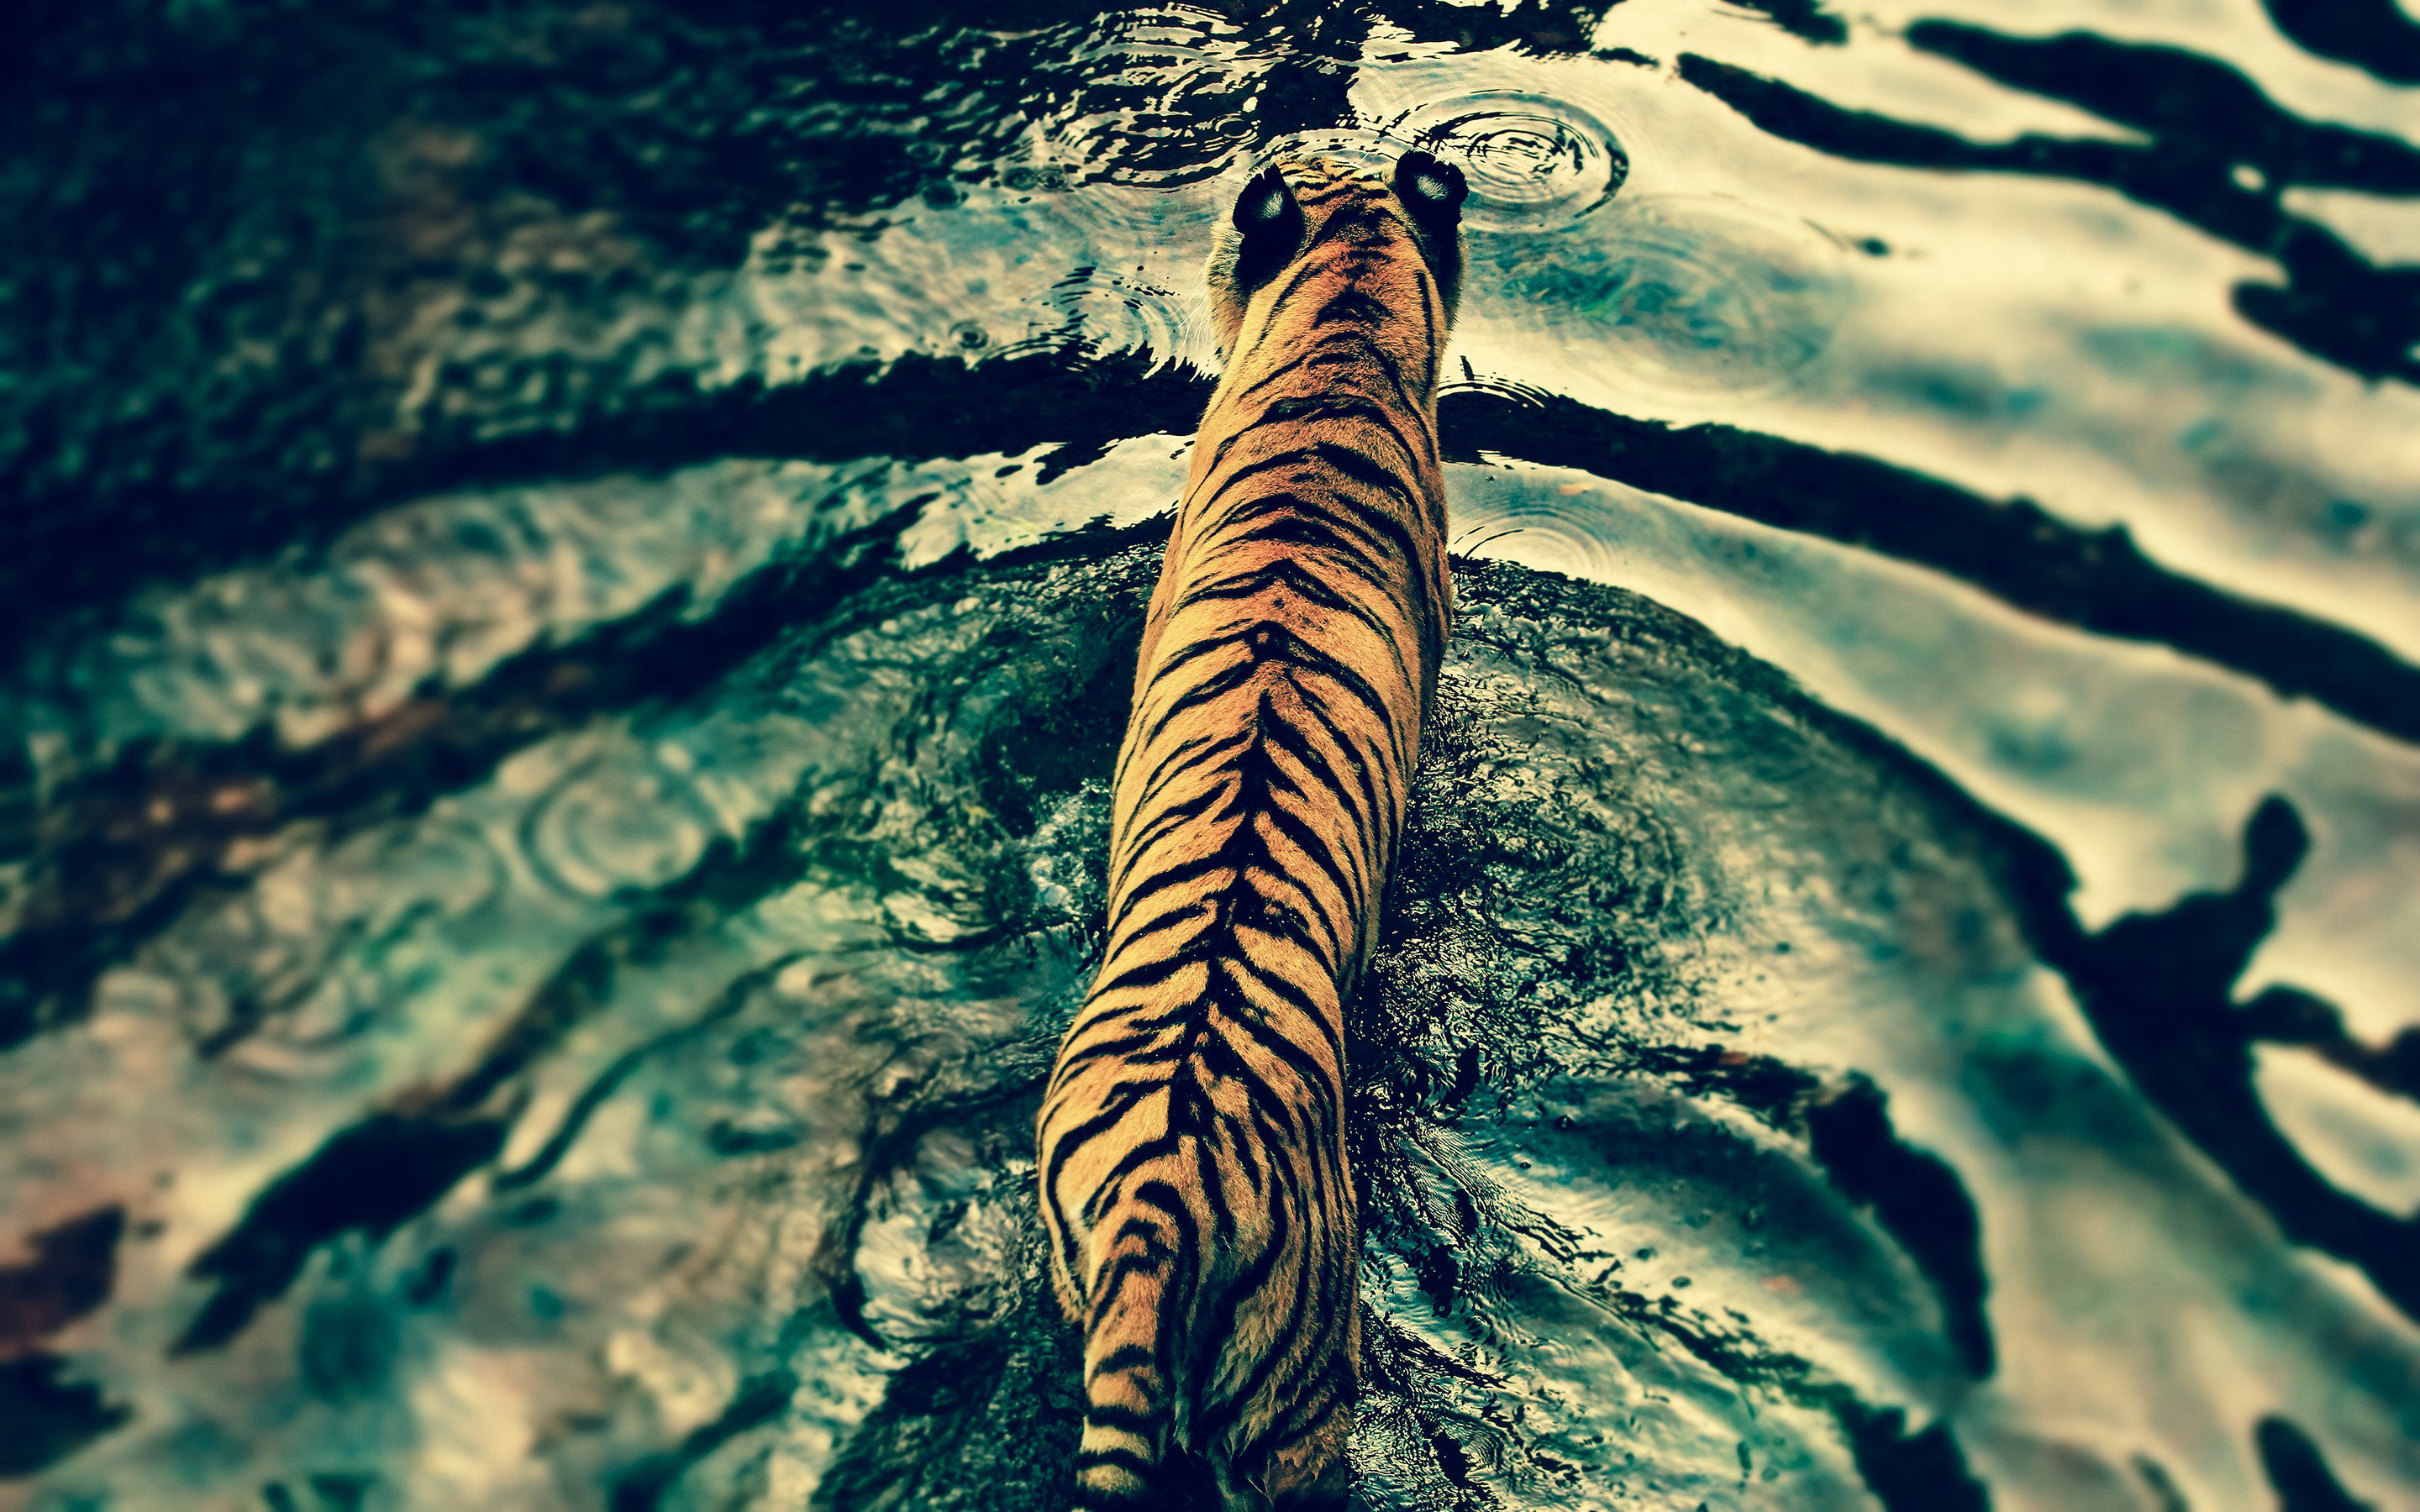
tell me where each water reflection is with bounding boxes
[1476,192,1851,401]
[1,0,2417,1508]
[1370,89,1628,229]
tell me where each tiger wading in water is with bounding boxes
[1035,150,1467,1509]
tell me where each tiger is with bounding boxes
[1034,148,1468,1510]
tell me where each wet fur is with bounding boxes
[1035,154,1465,1510]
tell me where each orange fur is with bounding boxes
[1037,153,1465,1510]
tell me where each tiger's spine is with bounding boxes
[1041,160,1451,1508]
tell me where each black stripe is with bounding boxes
[1191,1167,1291,1410]
[1195,1179,1320,1448]
[1244,1346,1351,1468]
[1129,726,1255,813]
[1189,444,1365,528]
[1201,449,1442,665]
[1081,1402,1160,1435]
[1195,1125,1235,1254]
[1081,1133,1185,1223]
[1073,1446,1156,1475]
[1307,288,1396,332]
[1210,501,1406,591]
[1130,643,1268,752]
[1111,778,1241,894]
[1196,1015,1321,1149]
[1104,896,1215,957]
[1276,684,1390,876]
[1087,943,1217,1002]
[1239,866,1349,975]
[1044,1033,1186,1097]
[1249,393,1423,472]
[1255,798,1366,928]
[1216,953,1348,1077]
[1303,434,1423,511]
[1266,637,1413,774]
[1174,559,1417,697]
[1102,851,1242,937]
[1234,214,1375,365]
[1249,726,1384,900]
[1040,1085,1164,1276]
[1096,1345,1160,1376]
[1231,323,1419,416]
[1134,628,1252,703]
[1202,984,1343,1145]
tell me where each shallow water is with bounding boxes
[2,0,2417,1507]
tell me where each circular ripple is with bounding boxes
[1482,192,1849,402]
[1431,377,1600,564]
[1037,7,1257,192]
[1252,129,1399,182]
[998,264,1202,371]
[1449,493,1626,585]
[523,753,716,901]
[1369,92,1626,232]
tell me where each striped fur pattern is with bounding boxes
[1036,152,1466,1509]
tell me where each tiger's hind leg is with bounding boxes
[1263,1402,1352,1510]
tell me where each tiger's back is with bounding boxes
[1036,151,1467,1510]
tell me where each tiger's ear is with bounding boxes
[1234,165,1299,234]
[1230,165,1304,289]
[1394,150,1466,224]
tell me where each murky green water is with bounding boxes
[3,0,2418,1507]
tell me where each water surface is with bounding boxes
[3,0,2417,1507]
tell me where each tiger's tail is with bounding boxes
[1070,1176,1192,1509]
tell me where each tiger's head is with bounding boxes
[1204,151,1468,365]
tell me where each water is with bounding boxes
[2,0,2417,1507]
